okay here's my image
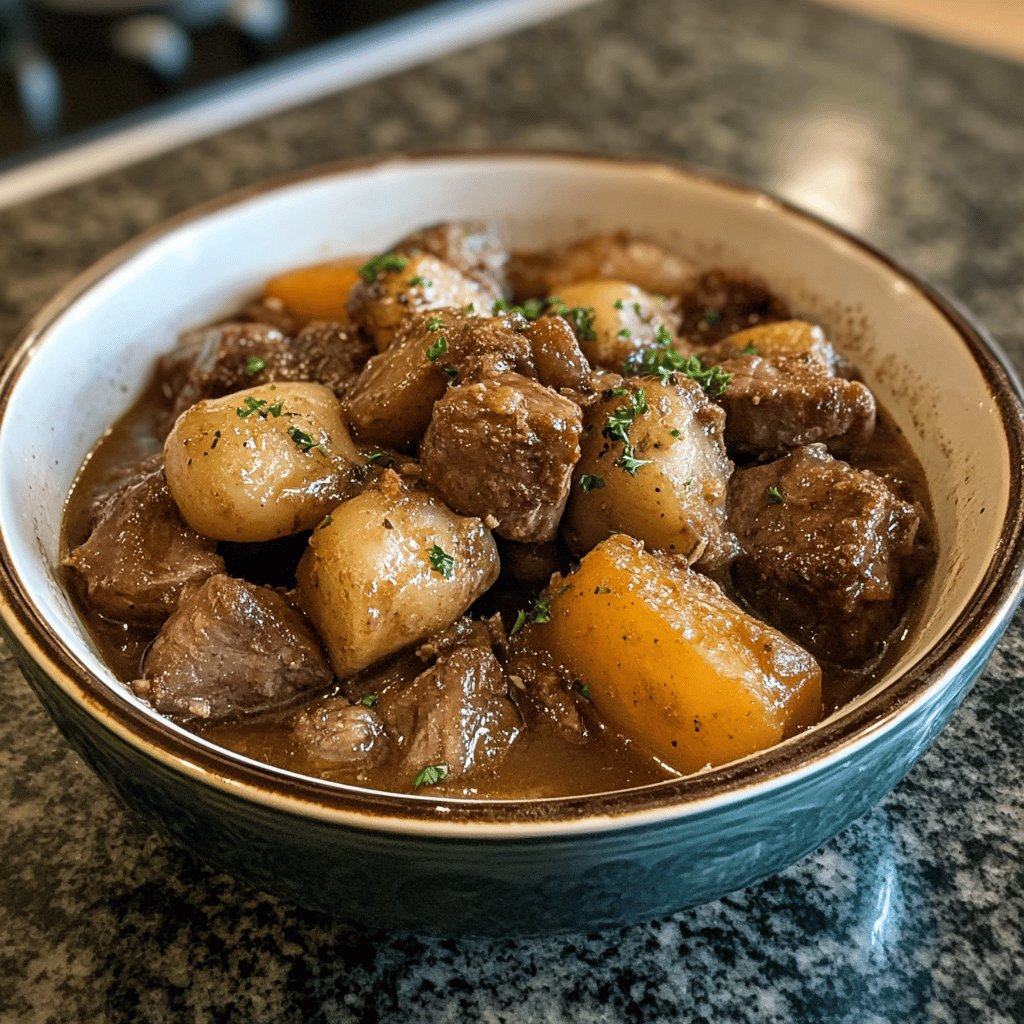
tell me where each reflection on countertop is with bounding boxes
[1,0,1022,1021]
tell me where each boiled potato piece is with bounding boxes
[554,280,678,370]
[263,256,366,322]
[525,534,822,773]
[296,474,500,677]
[705,320,836,373]
[348,252,500,352]
[164,382,361,543]
[564,378,736,571]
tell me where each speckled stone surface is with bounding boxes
[1,0,1022,1020]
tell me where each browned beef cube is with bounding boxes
[346,309,536,450]
[717,354,876,456]
[289,698,390,767]
[132,574,332,721]
[504,649,587,741]
[728,444,921,664]
[679,269,791,343]
[166,319,373,420]
[420,372,583,543]
[393,220,510,295]
[63,460,223,625]
[375,644,522,784]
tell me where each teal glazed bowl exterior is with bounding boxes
[2,153,1023,936]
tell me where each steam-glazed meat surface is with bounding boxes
[420,371,583,543]
[716,353,876,456]
[63,220,935,799]
[63,458,223,625]
[376,645,523,783]
[728,444,924,664]
[132,574,332,721]
[165,319,373,419]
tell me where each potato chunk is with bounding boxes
[564,378,736,571]
[296,475,500,677]
[348,252,500,352]
[164,382,361,542]
[554,280,678,370]
[525,535,822,773]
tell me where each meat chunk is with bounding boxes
[345,308,535,450]
[421,372,582,543]
[289,698,390,767]
[508,231,695,298]
[376,644,522,784]
[63,459,223,625]
[678,269,791,343]
[166,319,373,420]
[728,444,922,664]
[132,574,332,721]
[347,251,501,352]
[505,649,587,741]
[393,220,510,295]
[716,353,876,456]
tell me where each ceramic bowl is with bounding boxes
[1,153,1023,936]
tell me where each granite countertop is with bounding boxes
[2,0,1022,1020]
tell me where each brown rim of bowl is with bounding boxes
[1,150,1023,830]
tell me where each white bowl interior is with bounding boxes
[0,154,1008,771]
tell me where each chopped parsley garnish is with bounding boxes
[414,763,449,788]
[426,335,448,361]
[365,451,387,464]
[425,316,445,332]
[703,308,722,325]
[358,252,409,283]
[617,328,632,339]
[579,473,605,493]
[510,596,553,636]
[741,343,759,355]
[574,681,592,700]
[625,341,732,398]
[492,296,548,320]
[287,425,327,455]
[442,365,459,384]
[653,323,672,346]
[550,301,597,342]
[593,586,611,595]
[603,388,651,476]
[613,298,624,310]
[408,275,427,287]
[360,693,378,708]
[236,395,283,419]
[669,428,681,438]
[767,486,785,505]
[462,302,475,314]
[429,543,455,579]
[317,514,333,530]
[244,356,267,375]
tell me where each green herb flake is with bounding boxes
[767,486,785,505]
[579,473,605,493]
[358,252,409,283]
[550,301,597,342]
[236,395,267,419]
[266,402,283,417]
[603,388,651,476]
[617,328,632,339]
[317,514,333,530]
[741,343,759,355]
[669,428,681,438]
[442,365,459,384]
[593,586,611,595]
[462,302,475,314]
[408,275,426,287]
[287,425,327,455]
[360,693,378,708]
[574,681,592,700]
[244,356,267,375]
[509,596,553,636]
[703,308,722,325]
[426,335,448,362]
[366,451,387,463]
[613,298,624,310]
[429,543,455,579]
[425,316,445,332]
[414,763,449,788]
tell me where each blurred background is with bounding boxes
[1,0,1021,204]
